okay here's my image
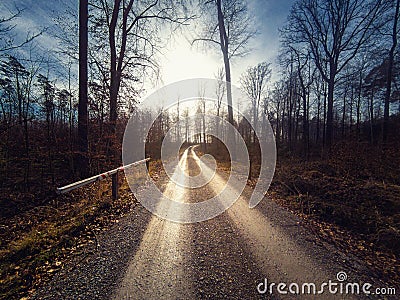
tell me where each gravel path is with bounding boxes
[33,147,394,299]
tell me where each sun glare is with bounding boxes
[160,37,221,86]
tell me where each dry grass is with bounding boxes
[0,169,146,300]
[270,142,400,284]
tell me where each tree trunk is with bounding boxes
[276,100,281,144]
[383,0,399,143]
[216,0,235,159]
[108,0,122,132]
[342,86,347,138]
[323,81,327,147]
[281,93,286,142]
[349,85,354,133]
[299,71,309,158]
[288,73,294,151]
[370,88,375,144]
[68,63,74,173]
[216,0,233,126]
[202,100,206,151]
[77,0,89,178]
[357,71,362,136]
[326,65,335,148]
[316,79,321,144]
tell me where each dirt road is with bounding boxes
[34,147,391,299]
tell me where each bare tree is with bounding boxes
[176,97,181,142]
[383,0,400,142]
[198,85,207,151]
[289,47,314,157]
[193,0,256,129]
[90,0,191,132]
[78,0,89,177]
[240,61,272,144]
[182,107,189,142]
[269,81,285,143]
[214,67,225,136]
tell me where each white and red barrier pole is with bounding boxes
[57,158,150,199]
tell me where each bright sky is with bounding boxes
[1,0,294,90]
[158,0,294,88]
[159,35,221,86]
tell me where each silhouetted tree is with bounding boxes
[383,0,400,142]
[78,0,89,178]
[193,0,256,133]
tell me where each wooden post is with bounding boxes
[248,157,252,180]
[112,172,118,200]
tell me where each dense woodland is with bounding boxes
[1,0,399,189]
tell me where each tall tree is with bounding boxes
[38,74,56,183]
[193,0,256,128]
[290,48,314,157]
[90,0,191,132]
[78,0,89,177]
[214,67,225,137]
[383,0,400,142]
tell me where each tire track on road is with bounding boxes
[113,155,195,299]
[190,148,362,299]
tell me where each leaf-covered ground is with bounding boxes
[266,141,400,286]
[0,173,143,300]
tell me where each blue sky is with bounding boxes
[0,0,294,88]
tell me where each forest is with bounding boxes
[1,0,400,299]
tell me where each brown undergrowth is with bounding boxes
[0,161,159,300]
[267,141,400,285]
